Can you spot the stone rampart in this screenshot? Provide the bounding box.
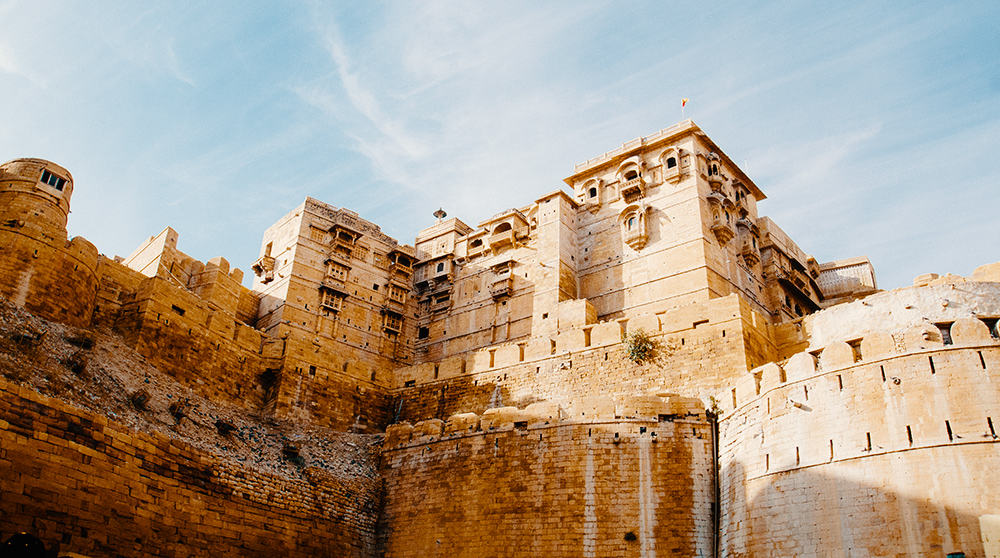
[0,378,381,557]
[379,394,715,557]
[0,226,99,327]
[717,316,1000,556]
[391,294,773,423]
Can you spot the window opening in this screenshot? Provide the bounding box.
[935,322,954,345]
[40,169,66,191]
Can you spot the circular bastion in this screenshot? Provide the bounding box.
[0,158,98,326]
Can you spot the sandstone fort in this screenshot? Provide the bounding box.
[1,120,998,556]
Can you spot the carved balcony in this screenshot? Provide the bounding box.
[384,297,405,313]
[389,261,413,278]
[735,217,758,236]
[739,239,760,267]
[430,296,451,313]
[382,317,402,334]
[489,230,516,250]
[326,247,352,267]
[388,274,410,291]
[321,276,350,295]
[251,255,276,283]
[620,177,646,203]
[622,224,648,251]
[706,191,726,210]
[711,217,735,245]
[320,294,344,313]
[490,276,513,300]
[466,240,486,259]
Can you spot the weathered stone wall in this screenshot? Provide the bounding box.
[717,318,1000,556]
[378,395,715,557]
[114,276,267,410]
[0,226,99,327]
[392,294,773,424]
[270,333,394,431]
[0,378,381,557]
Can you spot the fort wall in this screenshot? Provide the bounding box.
[0,377,381,557]
[392,294,774,423]
[378,395,714,557]
[717,311,1000,556]
[114,274,268,409]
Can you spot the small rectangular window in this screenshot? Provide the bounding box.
[40,169,66,191]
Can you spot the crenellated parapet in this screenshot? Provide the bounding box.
[384,393,704,450]
[389,293,777,426]
[379,392,716,557]
[717,280,1000,556]
[394,293,773,388]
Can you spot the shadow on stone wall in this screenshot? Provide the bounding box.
[722,456,994,557]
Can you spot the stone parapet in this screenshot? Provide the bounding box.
[383,393,704,450]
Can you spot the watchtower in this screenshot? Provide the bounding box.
[0,158,98,326]
[0,158,75,240]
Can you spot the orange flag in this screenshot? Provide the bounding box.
[681,98,689,107]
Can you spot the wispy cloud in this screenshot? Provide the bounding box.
[165,39,195,87]
[319,23,428,159]
[0,1,995,289]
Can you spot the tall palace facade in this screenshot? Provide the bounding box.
[1,121,998,557]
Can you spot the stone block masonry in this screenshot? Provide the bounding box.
[378,395,715,557]
[718,312,1000,556]
[0,377,381,557]
[391,294,773,424]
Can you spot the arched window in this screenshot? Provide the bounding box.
[588,187,597,198]
[494,222,512,234]
[627,217,635,230]
[725,210,731,223]
[666,157,677,169]
[624,170,639,181]
[470,238,483,248]
[436,262,444,273]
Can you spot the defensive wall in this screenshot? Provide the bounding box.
[378,394,715,557]
[391,293,774,423]
[0,159,390,430]
[717,283,1000,557]
[0,376,381,557]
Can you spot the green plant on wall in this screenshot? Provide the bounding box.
[623,329,655,363]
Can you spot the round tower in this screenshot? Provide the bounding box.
[0,158,75,240]
[0,158,98,327]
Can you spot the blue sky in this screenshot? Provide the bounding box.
[1,1,997,289]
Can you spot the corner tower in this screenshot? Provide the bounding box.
[0,158,98,326]
[0,158,75,239]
